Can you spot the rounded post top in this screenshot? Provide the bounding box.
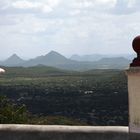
[130,35,140,67]
[132,36,140,55]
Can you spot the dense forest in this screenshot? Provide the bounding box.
[0,66,128,125]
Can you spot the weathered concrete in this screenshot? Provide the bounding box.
[127,67,140,134]
[0,125,128,140]
[130,132,140,140]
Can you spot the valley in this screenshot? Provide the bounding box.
[0,66,128,125]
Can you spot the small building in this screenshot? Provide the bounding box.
[0,68,5,74]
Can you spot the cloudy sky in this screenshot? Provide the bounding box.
[0,0,140,59]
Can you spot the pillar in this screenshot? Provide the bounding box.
[127,36,140,139]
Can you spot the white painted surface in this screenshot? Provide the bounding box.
[0,125,128,140]
[0,125,128,132]
[127,67,140,133]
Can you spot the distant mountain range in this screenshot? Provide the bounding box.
[70,54,135,62]
[0,51,132,71]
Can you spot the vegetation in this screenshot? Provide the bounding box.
[30,115,87,125]
[0,66,128,125]
[0,95,87,125]
[0,96,28,124]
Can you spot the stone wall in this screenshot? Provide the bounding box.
[0,125,129,140]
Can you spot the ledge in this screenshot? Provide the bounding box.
[0,125,129,140]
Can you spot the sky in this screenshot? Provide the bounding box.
[0,0,140,59]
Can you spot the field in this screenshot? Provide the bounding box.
[0,66,128,125]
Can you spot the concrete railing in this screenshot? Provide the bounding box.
[0,125,129,140]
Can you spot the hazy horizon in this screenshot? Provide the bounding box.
[0,51,136,60]
[0,50,136,61]
[0,0,139,59]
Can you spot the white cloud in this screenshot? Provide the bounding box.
[12,0,61,9]
[72,0,93,8]
[41,5,53,13]
[97,0,116,3]
[69,10,81,16]
[128,0,135,7]
[12,0,53,13]
[45,0,62,7]
[95,0,116,5]
[72,0,116,9]
[12,1,41,9]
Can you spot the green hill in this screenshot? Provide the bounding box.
[1,66,74,78]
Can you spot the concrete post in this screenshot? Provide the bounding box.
[127,36,140,139]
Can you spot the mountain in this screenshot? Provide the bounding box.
[1,54,25,66]
[70,54,107,61]
[94,57,131,69]
[0,51,131,71]
[97,57,129,63]
[70,54,135,62]
[23,51,76,67]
